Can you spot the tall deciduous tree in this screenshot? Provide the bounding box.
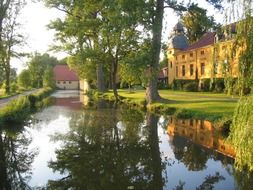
[46,0,107,93]
[144,0,222,104]
[228,0,253,172]
[27,53,59,88]
[182,3,218,44]
[46,0,142,101]
[18,69,31,89]
[0,0,25,94]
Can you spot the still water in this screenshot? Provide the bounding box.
[0,91,252,189]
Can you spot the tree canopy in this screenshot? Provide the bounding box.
[182,3,219,43]
[26,53,59,88]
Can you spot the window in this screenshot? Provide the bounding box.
[200,50,205,55]
[190,52,193,57]
[69,81,72,84]
[63,81,66,84]
[175,56,178,60]
[176,66,178,77]
[57,81,60,84]
[190,64,194,76]
[170,61,173,68]
[182,55,185,59]
[182,65,185,76]
[201,63,205,75]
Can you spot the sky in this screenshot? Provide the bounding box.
[11,0,224,74]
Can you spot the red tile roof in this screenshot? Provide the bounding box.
[53,65,79,81]
[183,32,216,51]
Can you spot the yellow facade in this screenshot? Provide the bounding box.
[167,32,239,88]
[167,117,236,158]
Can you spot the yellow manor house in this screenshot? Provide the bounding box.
[167,22,239,90]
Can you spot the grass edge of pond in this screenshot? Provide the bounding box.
[87,89,234,132]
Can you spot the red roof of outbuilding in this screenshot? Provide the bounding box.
[53,65,79,81]
[183,32,216,51]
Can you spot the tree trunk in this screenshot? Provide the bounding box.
[0,132,11,190]
[96,62,106,92]
[146,112,163,190]
[146,0,164,104]
[5,63,10,94]
[111,58,119,101]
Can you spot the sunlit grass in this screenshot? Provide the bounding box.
[104,89,239,121]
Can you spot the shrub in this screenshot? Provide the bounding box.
[28,87,54,109]
[172,79,199,92]
[200,79,211,92]
[0,87,54,124]
[10,82,18,93]
[213,78,225,93]
[0,96,30,123]
[183,82,198,92]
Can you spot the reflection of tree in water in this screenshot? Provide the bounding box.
[196,172,225,190]
[232,169,253,190]
[172,136,208,171]
[0,126,37,189]
[47,108,165,190]
[173,172,225,190]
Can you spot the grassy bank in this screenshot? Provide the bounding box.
[0,87,54,124]
[96,89,238,122]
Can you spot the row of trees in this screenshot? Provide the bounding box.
[0,0,25,94]
[18,53,64,89]
[45,0,222,103]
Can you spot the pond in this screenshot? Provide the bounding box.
[0,90,252,189]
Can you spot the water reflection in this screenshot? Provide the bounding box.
[0,126,37,189]
[167,117,235,158]
[46,107,166,189]
[2,91,253,189]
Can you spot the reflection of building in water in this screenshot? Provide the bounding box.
[79,93,90,106]
[55,97,83,110]
[167,117,235,158]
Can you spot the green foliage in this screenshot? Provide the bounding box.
[229,95,253,171]
[183,82,198,92]
[43,68,56,88]
[201,79,211,92]
[18,69,31,89]
[10,82,18,93]
[182,3,218,43]
[0,96,30,123]
[28,87,54,109]
[0,88,54,123]
[172,79,198,91]
[27,53,59,88]
[212,78,225,93]
[229,1,253,96]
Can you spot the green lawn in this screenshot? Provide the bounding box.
[103,89,239,121]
